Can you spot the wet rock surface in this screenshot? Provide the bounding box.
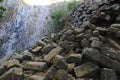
[0,0,120,80]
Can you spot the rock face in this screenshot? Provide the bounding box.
[0,0,120,80]
[0,0,50,57]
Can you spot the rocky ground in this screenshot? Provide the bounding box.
[0,0,120,80]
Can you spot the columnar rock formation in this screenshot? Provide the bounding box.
[0,0,120,80]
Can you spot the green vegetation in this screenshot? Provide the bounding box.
[50,0,79,32]
[0,0,7,17]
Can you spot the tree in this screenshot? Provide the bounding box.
[0,0,6,17]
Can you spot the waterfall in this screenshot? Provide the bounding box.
[0,0,50,56]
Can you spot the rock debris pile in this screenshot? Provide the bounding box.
[70,0,120,27]
[0,0,120,80]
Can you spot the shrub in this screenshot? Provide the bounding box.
[50,0,79,32]
[0,0,7,17]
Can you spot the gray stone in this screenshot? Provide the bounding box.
[75,33,84,41]
[0,66,6,76]
[83,33,93,39]
[31,46,42,54]
[108,39,120,50]
[74,62,99,78]
[67,63,75,72]
[102,48,120,62]
[0,67,23,80]
[58,40,70,51]
[73,28,85,34]
[28,75,45,80]
[101,68,117,80]
[91,40,103,49]
[11,54,23,62]
[111,24,120,29]
[43,46,63,62]
[96,27,107,33]
[83,48,120,72]
[98,35,106,42]
[67,34,75,42]
[89,37,100,41]
[52,55,67,70]
[45,66,57,80]
[81,38,90,48]
[55,70,68,80]
[67,74,76,80]
[6,59,20,69]
[116,16,120,23]
[37,40,46,47]
[115,31,120,38]
[108,27,119,33]
[21,50,34,60]
[93,30,99,36]
[66,54,82,64]
[65,29,73,36]
[41,44,56,54]
[84,21,95,30]
[51,33,59,42]
[111,4,120,11]
[22,61,47,71]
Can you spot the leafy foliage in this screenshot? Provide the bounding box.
[50,0,79,32]
[0,0,6,17]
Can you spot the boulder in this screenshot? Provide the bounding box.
[81,38,90,48]
[108,39,120,50]
[41,44,56,54]
[30,46,42,55]
[66,54,82,64]
[74,62,99,78]
[45,66,57,80]
[108,27,119,33]
[0,67,23,80]
[73,27,85,34]
[37,40,46,47]
[21,50,34,60]
[115,31,120,38]
[67,63,75,73]
[55,70,68,80]
[75,33,84,41]
[101,48,120,62]
[52,55,67,70]
[92,30,99,37]
[28,75,45,80]
[101,68,117,80]
[91,40,103,49]
[43,46,63,62]
[116,16,120,23]
[111,24,120,29]
[83,48,120,72]
[6,59,20,69]
[0,65,6,76]
[22,61,47,71]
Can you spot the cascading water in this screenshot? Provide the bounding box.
[0,0,50,57]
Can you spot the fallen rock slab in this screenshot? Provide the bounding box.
[45,66,57,80]
[22,61,47,71]
[52,55,67,70]
[66,54,82,64]
[6,59,20,69]
[74,62,99,78]
[0,67,23,80]
[43,46,63,62]
[55,70,68,80]
[101,68,117,80]
[83,48,120,72]
[28,75,45,80]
